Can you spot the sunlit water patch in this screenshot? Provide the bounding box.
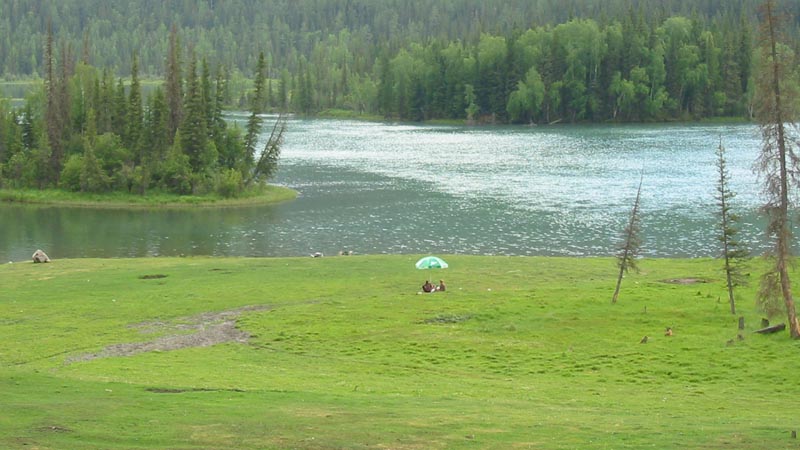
[0,118,785,260]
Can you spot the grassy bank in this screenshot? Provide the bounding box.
[2,255,799,449]
[0,184,297,209]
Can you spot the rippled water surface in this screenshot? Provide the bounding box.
[0,119,774,261]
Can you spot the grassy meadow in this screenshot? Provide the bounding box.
[2,255,800,449]
[0,185,297,209]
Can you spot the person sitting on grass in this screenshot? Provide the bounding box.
[422,280,435,293]
[437,280,446,292]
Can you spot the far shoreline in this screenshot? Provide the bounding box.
[0,185,298,209]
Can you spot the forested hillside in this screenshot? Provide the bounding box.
[1,0,799,122]
[4,0,793,76]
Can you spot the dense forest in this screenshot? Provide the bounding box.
[2,0,798,78]
[0,22,283,196]
[2,0,799,123]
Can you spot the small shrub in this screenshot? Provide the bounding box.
[216,168,243,198]
[59,154,83,192]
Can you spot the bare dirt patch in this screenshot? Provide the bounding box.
[138,274,168,279]
[145,387,245,394]
[66,304,274,364]
[37,425,71,433]
[420,313,473,324]
[660,278,708,285]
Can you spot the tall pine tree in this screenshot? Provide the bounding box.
[127,54,143,161]
[180,52,209,175]
[165,24,183,144]
[244,52,267,173]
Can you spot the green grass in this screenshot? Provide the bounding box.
[0,185,297,208]
[2,255,799,449]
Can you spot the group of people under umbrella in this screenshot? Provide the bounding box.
[416,256,447,293]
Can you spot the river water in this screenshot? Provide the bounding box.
[0,118,776,261]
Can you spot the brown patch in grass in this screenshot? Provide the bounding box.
[420,314,473,324]
[660,278,708,285]
[37,425,71,433]
[138,274,168,279]
[66,304,274,363]
[146,387,245,394]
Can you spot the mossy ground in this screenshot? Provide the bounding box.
[2,255,799,449]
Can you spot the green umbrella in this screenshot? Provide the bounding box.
[415,256,449,270]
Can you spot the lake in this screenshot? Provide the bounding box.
[0,118,776,262]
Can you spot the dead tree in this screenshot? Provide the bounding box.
[612,173,644,304]
[753,0,800,338]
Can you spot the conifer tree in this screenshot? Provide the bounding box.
[377,52,394,117]
[278,69,289,109]
[211,66,228,157]
[200,57,213,136]
[267,79,274,108]
[612,173,644,304]
[753,0,800,337]
[251,114,286,184]
[127,54,143,160]
[244,52,267,168]
[20,103,37,151]
[97,68,114,134]
[84,106,97,147]
[81,30,90,66]
[165,24,183,144]
[716,139,748,315]
[302,61,313,113]
[145,87,170,165]
[44,21,63,185]
[180,53,209,174]
[111,78,127,139]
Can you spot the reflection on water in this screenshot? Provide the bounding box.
[0,119,781,261]
[0,204,281,259]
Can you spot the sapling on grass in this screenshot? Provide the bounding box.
[715,139,748,315]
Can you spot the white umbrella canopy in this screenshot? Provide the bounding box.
[415,256,448,270]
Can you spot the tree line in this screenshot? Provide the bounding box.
[0,25,283,196]
[1,0,798,123]
[4,0,791,78]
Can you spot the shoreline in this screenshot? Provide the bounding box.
[0,185,298,209]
